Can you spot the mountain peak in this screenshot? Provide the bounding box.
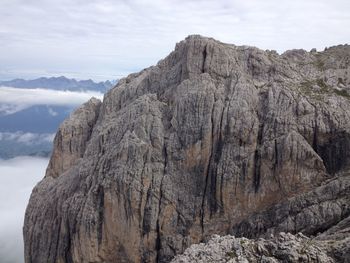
[24,36,350,263]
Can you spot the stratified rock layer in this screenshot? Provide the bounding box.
[24,36,350,263]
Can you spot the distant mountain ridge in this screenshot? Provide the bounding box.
[0,76,116,92]
[0,76,115,159]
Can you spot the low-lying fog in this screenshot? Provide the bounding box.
[0,156,48,263]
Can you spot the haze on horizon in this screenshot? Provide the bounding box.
[1,0,349,81]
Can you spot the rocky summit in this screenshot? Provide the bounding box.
[24,35,350,263]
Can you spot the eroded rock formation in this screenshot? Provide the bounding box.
[24,35,350,262]
[171,233,334,263]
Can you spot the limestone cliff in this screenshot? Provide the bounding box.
[24,35,350,262]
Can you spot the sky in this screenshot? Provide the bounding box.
[0,156,48,263]
[0,0,349,81]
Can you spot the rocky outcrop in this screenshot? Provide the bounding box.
[232,173,350,239]
[24,35,350,263]
[173,173,350,263]
[171,233,334,263]
[45,97,101,178]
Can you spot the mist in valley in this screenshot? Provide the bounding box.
[0,156,48,263]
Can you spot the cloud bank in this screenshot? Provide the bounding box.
[0,0,349,80]
[0,86,103,114]
[0,132,55,145]
[0,156,48,263]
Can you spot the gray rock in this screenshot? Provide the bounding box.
[171,233,334,263]
[45,97,102,178]
[232,173,350,238]
[24,35,350,263]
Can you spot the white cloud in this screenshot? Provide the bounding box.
[0,0,349,80]
[0,156,49,263]
[0,104,25,115]
[48,107,58,116]
[0,86,103,114]
[0,132,55,145]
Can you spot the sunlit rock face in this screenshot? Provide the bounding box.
[24,36,350,263]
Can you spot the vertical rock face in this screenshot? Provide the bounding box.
[45,97,102,178]
[24,36,350,263]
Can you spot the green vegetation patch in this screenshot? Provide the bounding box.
[334,89,350,98]
[226,250,237,259]
[299,78,349,100]
[313,54,326,71]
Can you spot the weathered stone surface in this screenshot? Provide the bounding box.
[24,35,350,263]
[171,233,334,263]
[232,173,350,238]
[45,97,102,178]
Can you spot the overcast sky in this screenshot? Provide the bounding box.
[1,0,349,81]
